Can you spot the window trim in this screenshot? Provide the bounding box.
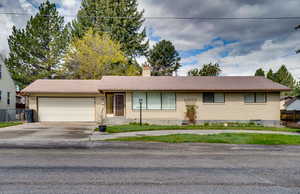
[244,92,267,104]
[203,92,225,104]
[132,92,177,110]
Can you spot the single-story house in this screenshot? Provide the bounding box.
[21,68,290,126]
[281,96,300,111]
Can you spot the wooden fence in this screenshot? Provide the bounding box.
[281,110,300,122]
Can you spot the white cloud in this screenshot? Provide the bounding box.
[180,32,300,79]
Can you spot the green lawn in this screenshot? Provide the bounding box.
[0,122,23,128]
[108,133,300,145]
[105,124,300,133]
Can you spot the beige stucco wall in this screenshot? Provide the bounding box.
[0,62,16,109]
[125,92,280,121]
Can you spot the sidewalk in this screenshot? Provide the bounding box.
[0,129,299,149]
[91,129,300,141]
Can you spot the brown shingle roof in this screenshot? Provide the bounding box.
[98,76,290,91]
[21,76,290,94]
[21,79,101,94]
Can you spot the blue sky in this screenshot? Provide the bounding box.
[1,0,300,78]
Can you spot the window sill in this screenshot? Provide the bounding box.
[244,103,267,105]
[132,109,176,112]
[203,103,225,105]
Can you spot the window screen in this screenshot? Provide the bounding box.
[244,93,266,103]
[162,93,176,110]
[215,93,225,103]
[256,93,266,103]
[244,93,255,103]
[203,93,225,103]
[203,93,214,103]
[147,92,161,109]
[133,92,147,109]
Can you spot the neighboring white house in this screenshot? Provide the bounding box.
[0,58,16,121]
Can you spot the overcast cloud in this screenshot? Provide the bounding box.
[1,0,300,78]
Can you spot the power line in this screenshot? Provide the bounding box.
[1,12,300,20]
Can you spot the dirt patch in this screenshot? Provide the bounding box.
[0,130,37,139]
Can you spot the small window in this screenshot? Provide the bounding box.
[244,93,266,103]
[203,92,225,103]
[256,93,266,103]
[7,92,10,105]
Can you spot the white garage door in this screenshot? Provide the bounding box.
[38,98,95,122]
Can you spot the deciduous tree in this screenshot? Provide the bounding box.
[63,29,138,79]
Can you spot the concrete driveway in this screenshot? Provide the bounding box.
[0,122,97,141]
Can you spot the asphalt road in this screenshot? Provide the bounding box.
[0,142,300,194]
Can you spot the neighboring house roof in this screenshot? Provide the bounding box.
[21,76,290,94]
[98,76,290,91]
[21,79,100,94]
[284,96,300,107]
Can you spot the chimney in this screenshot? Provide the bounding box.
[142,64,151,77]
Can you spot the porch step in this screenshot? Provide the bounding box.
[103,117,130,125]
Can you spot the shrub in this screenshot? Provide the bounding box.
[186,105,197,125]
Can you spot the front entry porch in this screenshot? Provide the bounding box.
[106,93,125,117]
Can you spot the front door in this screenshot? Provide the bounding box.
[115,94,125,116]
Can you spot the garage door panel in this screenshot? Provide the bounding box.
[38,98,95,122]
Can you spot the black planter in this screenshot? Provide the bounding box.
[99,125,107,132]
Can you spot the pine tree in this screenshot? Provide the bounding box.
[254,68,265,76]
[5,1,69,88]
[266,69,275,81]
[148,40,181,76]
[71,0,148,59]
[188,63,221,76]
[273,65,296,89]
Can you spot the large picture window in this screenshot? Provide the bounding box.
[244,93,266,103]
[132,92,176,110]
[203,92,225,103]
